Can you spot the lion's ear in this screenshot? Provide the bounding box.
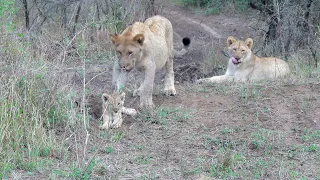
[133,34,144,45]
[102,93,111,103]
[110,34,119,44]
[245,38,253,49]
[227,36,236,47]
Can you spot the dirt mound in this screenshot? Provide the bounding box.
[174,62,203,83]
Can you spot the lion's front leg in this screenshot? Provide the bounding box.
[100,110,111,130]
[197,75,235,84]
[139,63,156,109]
[121,107,138,116]
[111,112,123,128]
[164,57,176,96]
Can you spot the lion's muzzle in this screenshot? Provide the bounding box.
[119,62,134,72]
[231,57,241,64]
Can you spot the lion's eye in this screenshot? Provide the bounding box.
[233,48,236,51]
[241,50,245,53]
[117,51,122,55]
[128,51,133,55]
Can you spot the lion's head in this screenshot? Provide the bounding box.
[110,32,145,72]
[227,36,253,65]
[101,92,125,114]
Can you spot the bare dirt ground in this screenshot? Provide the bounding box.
[16,1,319,180]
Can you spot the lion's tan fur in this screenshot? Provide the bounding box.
[100,92,137,130]
[111,15,189,108]
[197,36,290,83]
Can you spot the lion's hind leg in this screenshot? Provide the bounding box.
[164,56,176,96]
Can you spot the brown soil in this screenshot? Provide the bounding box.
[83,82,319,179]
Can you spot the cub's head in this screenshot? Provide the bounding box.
[227,36,253,65]
[102,92,125,114]
[110,31,145,72]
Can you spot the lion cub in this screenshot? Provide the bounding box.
[100,92,137,130]
[197,36,290,83]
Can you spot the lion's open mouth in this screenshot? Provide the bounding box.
[231,57,241,64]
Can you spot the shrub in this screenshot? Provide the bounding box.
[175,0,249,14]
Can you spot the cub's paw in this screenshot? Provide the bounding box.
[111,118,124,129]
[99,125,110,130]
[128,108,138,116]
[112,122,122,129]
[122,107,138,116]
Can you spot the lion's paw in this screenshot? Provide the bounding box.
[128,108,138,116]
[196,78,207,84]
[139,100,155,110]
[112,122,121,129]
[164,88,176,96]
[111,118,123,129]
[99,125,110,130]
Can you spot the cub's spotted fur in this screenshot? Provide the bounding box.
[100,92,137,130]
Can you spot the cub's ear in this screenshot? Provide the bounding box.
[227,36,237,47]
[133,34,144,45]
[245,38,253,49]
[102,93,111,103]
[120,92,126,101]
[110,34,119,44]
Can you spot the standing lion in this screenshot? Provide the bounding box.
[111,15,190,108]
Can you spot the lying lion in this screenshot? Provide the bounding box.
[197,36,290,83]
[111,15,190,108]
[100,92,137,130]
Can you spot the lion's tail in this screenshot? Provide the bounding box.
[174,37,191,58]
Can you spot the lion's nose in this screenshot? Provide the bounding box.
[235,57,240,61]
[119,63,125,68]
[120,63,133,71]
[124,66,132,71]
[119,62,132,71]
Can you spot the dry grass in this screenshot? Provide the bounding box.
[0,0,158,179]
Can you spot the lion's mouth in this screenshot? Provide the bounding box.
[121,66,133,72]
[231,57,241,64]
